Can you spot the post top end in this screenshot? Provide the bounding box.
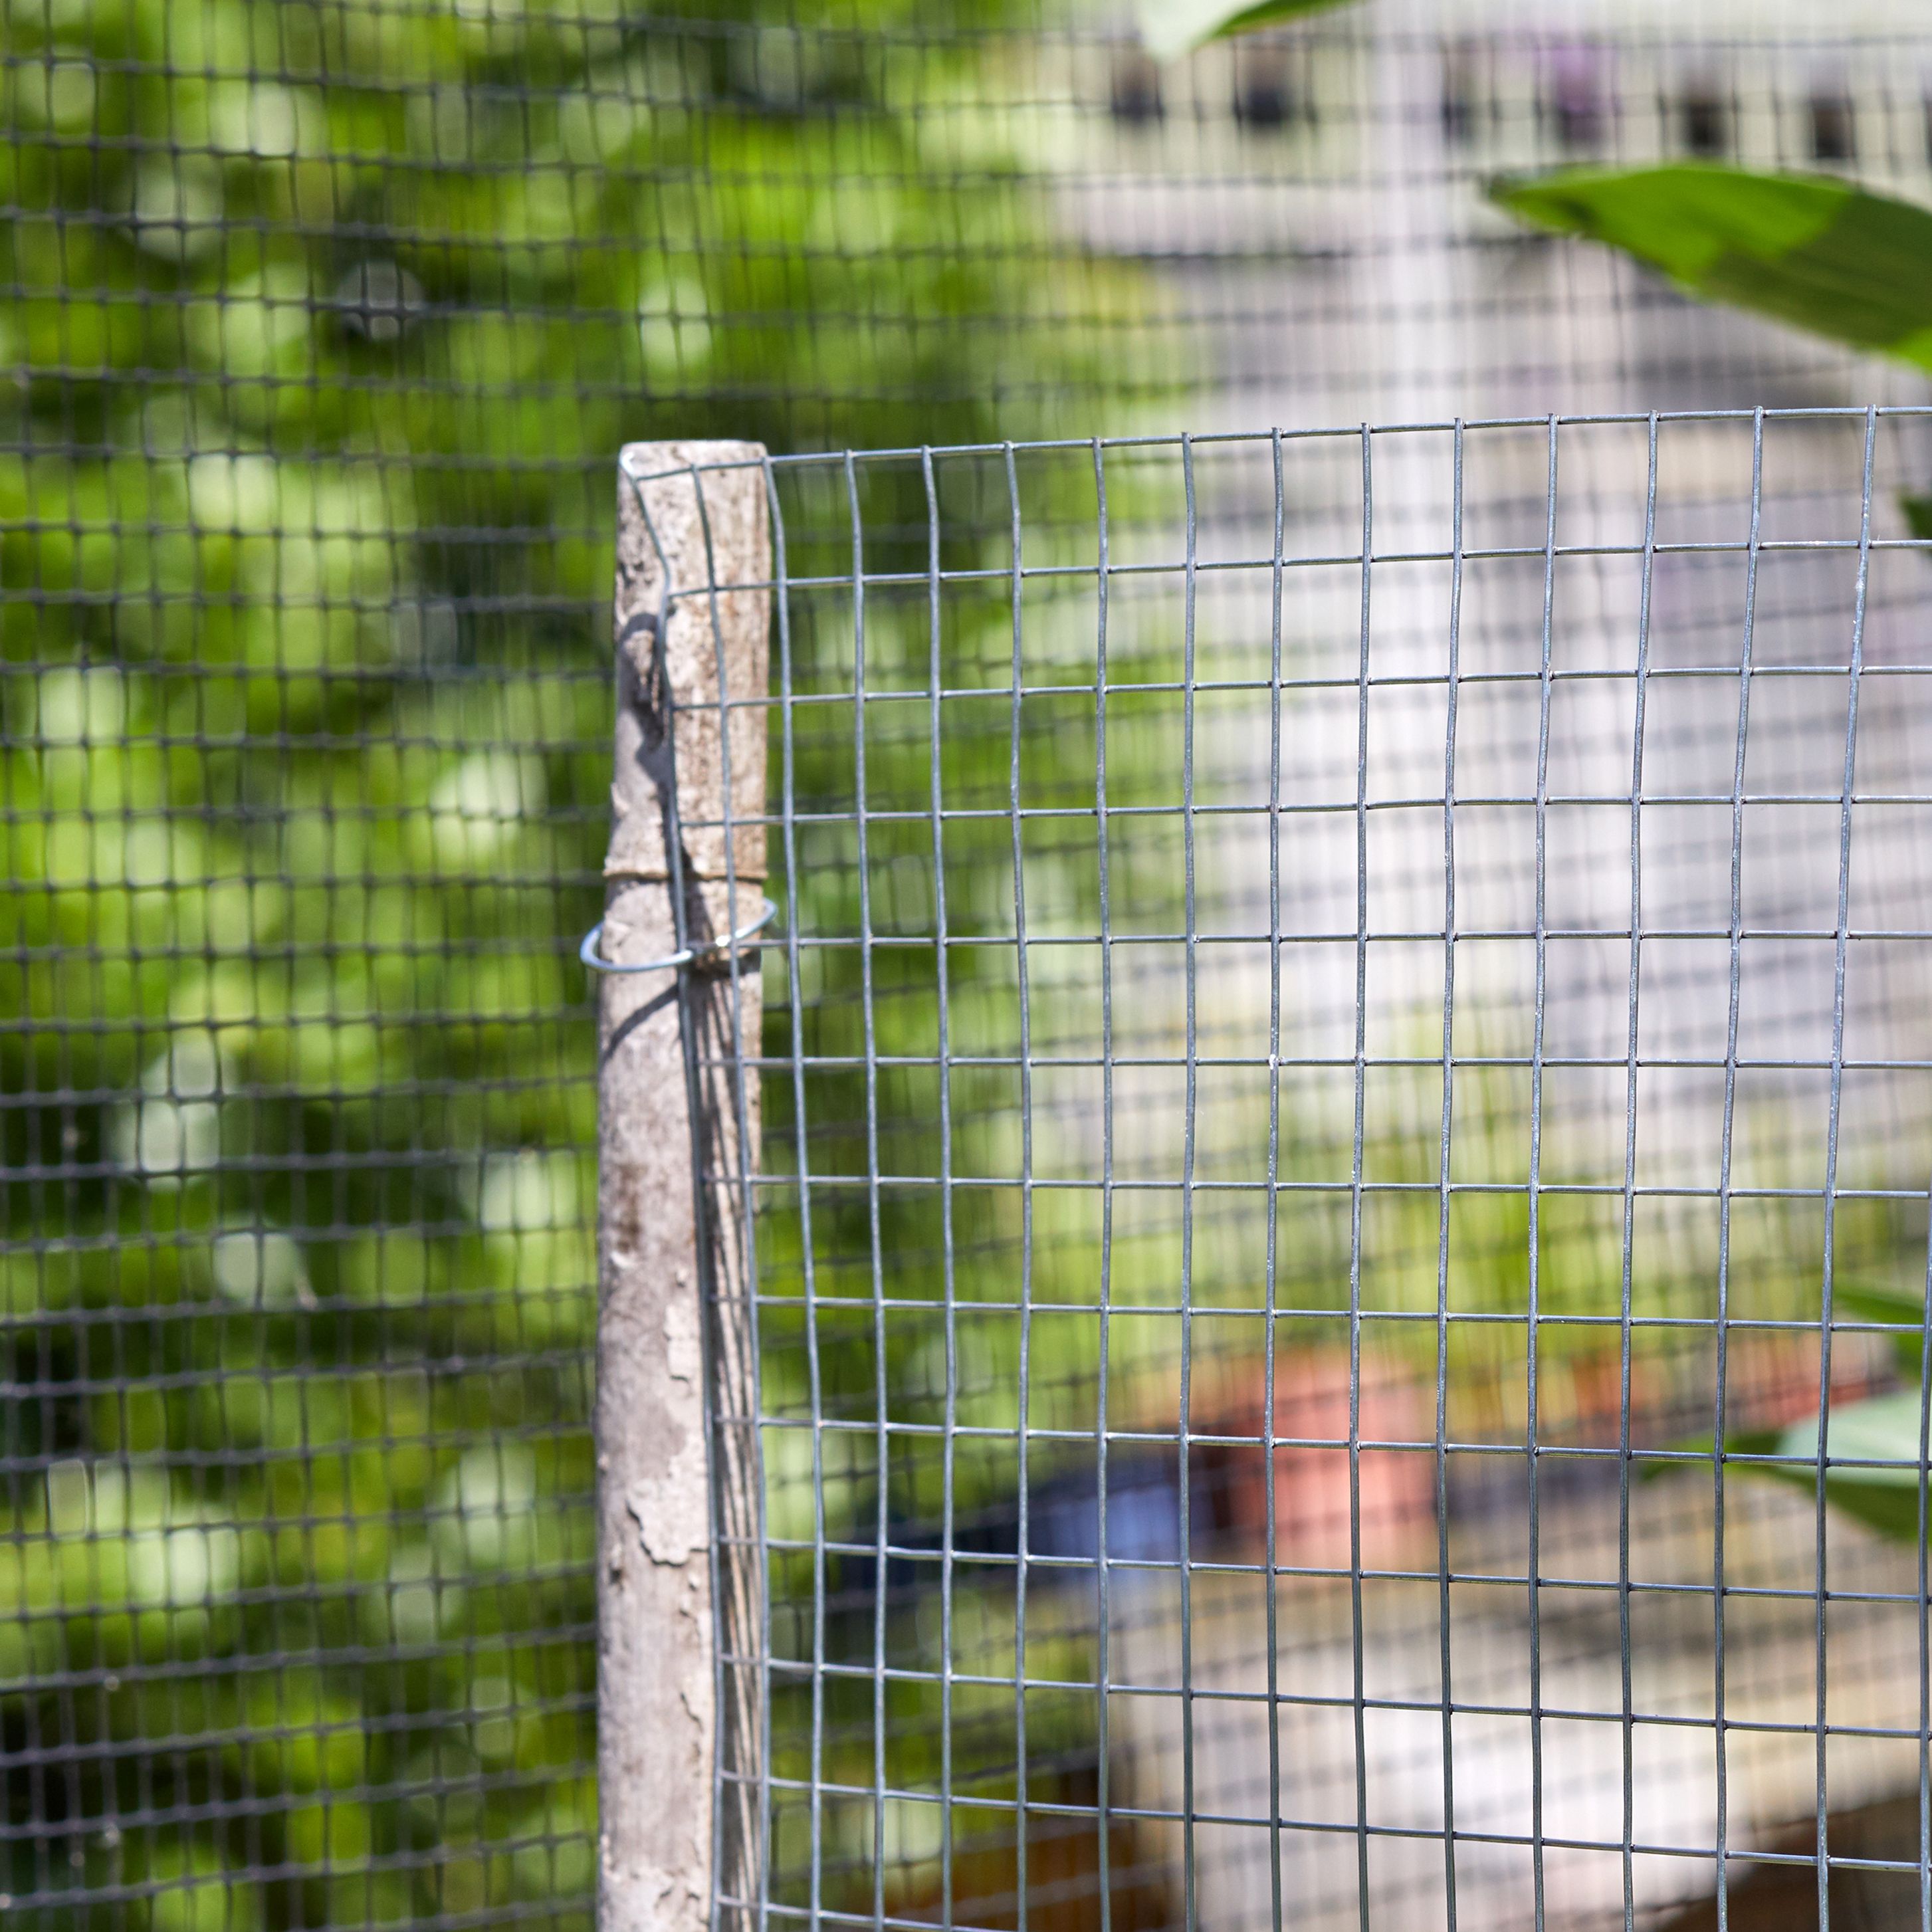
[618,440,768,486]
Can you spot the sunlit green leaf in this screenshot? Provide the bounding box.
[1491,164,1932,369]
[1138,0,1351,64]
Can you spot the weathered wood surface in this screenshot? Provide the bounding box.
[595,441,768,1932]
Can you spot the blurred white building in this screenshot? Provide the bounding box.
[996,9,1932,1931]
[1037,0,1932,426]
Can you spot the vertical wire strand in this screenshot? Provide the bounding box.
[1349,423,1374,1932]
[625,467,734,1932]
[1435,421,1465,1932]
[691,461,772,1932]
[764,455,827,1932]
[1092,437,1117,1932]
[1711,407,1767,1932]
[1006,442,1035,1932]
[1527,415,1560,1932]
[841,451,890,1932]
[1916,1166,1932,1932]
[1263,425,1287,1932]
[1615,417,1660,1932]
[1813,405,1879,1932]
[922,448,958,1932]
[1178,433,1200,1932]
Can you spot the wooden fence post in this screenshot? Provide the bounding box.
[594,441,769,1932]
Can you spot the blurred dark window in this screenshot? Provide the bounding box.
[1680,85,1729,156]
[1544,45,1604,153]
[1810,90,1856,163]
[1111,47,1164,126]
[1233,43,1298,132]
[1441,51,1475,148]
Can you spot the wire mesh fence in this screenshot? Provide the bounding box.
[9,1,1932,1931]
[732,410,1932,1932]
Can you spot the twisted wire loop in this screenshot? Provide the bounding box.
[580,897,779,975]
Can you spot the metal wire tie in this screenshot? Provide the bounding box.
[579,897,777,975]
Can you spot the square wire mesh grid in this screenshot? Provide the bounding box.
[715,407,1932,1932]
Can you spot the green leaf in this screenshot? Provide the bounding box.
[1648,1390,1932,1543]
[1138,0,1352,64]
[1776,1390,1932,1541]
[1836,1279,1931,1377]
[1636,1426,1782,1481]
[1490,165,1932,370]
[1902,493,1932,542]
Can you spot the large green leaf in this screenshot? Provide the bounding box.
[1776,1391,1932,1541]
[1138,0,1350,63]
[1491,165,1932,370]
[1656,1391,1932,1542]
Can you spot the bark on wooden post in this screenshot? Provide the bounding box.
[595,441,768,1932]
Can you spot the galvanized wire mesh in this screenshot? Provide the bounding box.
[739,409,1932,1932]
[10,1,1932,1930]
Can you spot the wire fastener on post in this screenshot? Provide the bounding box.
[579,897,777,975]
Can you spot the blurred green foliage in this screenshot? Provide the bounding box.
[0,0,1145,1925]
